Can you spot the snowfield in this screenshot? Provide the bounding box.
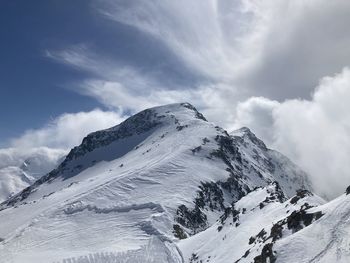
[0,103,347,263]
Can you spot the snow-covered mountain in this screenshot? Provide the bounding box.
[0,148,66,202]
[0,103,345,263]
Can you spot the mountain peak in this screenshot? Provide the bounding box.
[232,126,267,150]
[1,103,210,206]
[67,102,207,161]
[235,126,252,134]
[0,103,316,263]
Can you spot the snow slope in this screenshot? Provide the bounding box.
[275,191,350,263]
[179,183,326,263]
[0,103,315,263]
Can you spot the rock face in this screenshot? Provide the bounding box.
[0,103,338,263]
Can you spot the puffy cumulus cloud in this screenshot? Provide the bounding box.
[0,147,68,201]
[0,147,66,170]
[10,109,124,149]
[233,68,350,199]
[239,0,350,99]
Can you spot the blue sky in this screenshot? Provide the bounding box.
[0,1,100,140]
[2,0,350,197]
[0,0,204,143]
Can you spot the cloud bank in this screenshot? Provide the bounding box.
[10,109,124,149]
[233,68,350,199]
[0,109,124,189]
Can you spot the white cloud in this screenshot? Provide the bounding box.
[0,147,66,170]
[47,0,350,116]
[96,0,247,82]
[0,147,68,201]
[232,97,279,145]
[233,68,350,199]
[240,0,350,99]
[43,0,350,199]
[10,109,124,149]
[94,0,350,100]
[46,45,242,127]
[0,109,124,197]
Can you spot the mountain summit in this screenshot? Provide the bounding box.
[0,103,341,263]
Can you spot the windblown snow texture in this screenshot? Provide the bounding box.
[0,103,343,263]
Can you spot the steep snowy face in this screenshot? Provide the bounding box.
[0,103,311,263]
[231,127,311,197]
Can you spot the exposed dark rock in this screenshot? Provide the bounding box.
[195,182,225,211]
[202,137,210,145]
[234,249,250,263]
[286,209,324,232]
[258,182,286,210]
[173,224,187,239]
[254,243,276,263]
[249,236,256,245]
[176,124,189,131]
[181,103,207,122]
[290,189,313,204]
[219,176,246,201]
[212,135,242,168]
[175,204,207,234]
[346,186,350,195]
[270,222,283,242]
[191,146,202,154]
[220,205,240,224]
[189,253,200,263]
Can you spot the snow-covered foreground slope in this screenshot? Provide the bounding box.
[179,183,326,263]
[275,190,350,263]
[0,148,66,202]
[0,103,320,263]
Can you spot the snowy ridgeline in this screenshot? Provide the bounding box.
[0,103,346,263]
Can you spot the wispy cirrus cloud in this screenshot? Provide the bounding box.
[42,0,350,199]
[94,0,350,99]
[47,0,350,113]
